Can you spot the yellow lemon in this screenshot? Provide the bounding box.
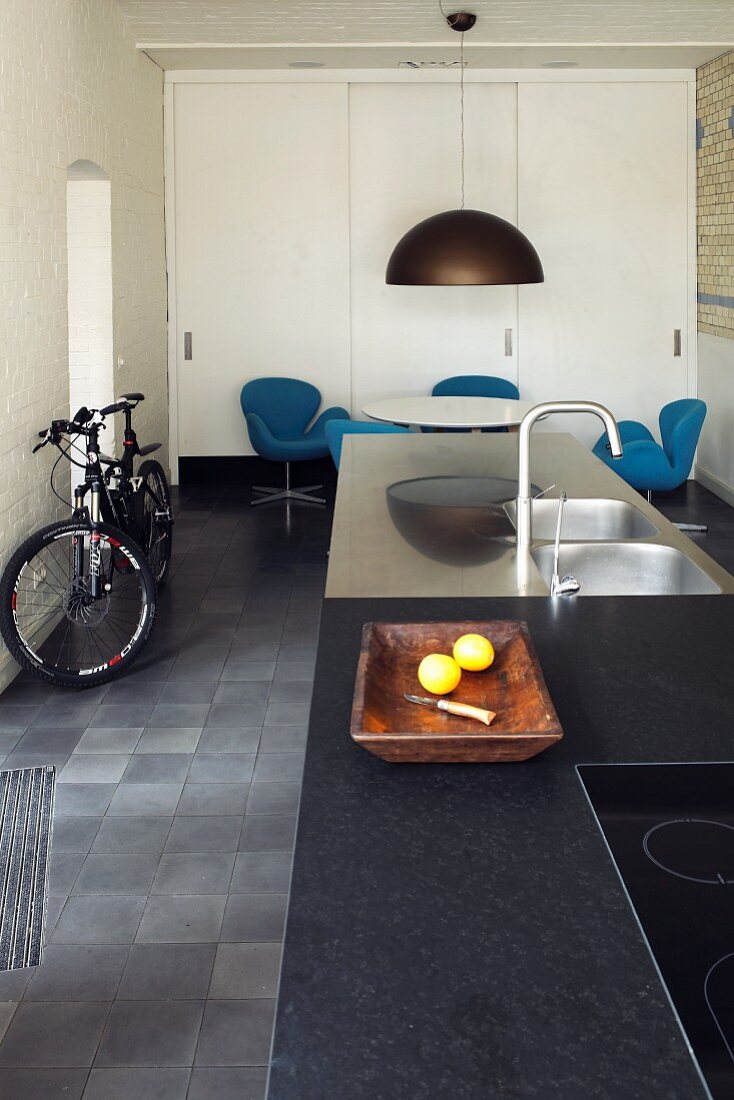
[452,634,495,672]
[417,653,462,696]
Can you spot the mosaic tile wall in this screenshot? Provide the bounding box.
[697,50,734,338]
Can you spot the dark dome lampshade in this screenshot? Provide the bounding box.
[386,208,544,286]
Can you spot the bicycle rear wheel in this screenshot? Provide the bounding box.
[0,521,157,689]
[137,460,173,587]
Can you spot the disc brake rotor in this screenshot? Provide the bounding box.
[62,580,110,626]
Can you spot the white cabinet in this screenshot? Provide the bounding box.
[517,82,691,445]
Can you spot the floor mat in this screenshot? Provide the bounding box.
[0,766,55,971]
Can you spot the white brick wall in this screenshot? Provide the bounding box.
[0,0,168,685]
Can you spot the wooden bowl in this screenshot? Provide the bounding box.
[350,621,562,763]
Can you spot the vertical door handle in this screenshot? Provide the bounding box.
[673,329,681,357]
[504,328,513,357]
[184,332,192,360]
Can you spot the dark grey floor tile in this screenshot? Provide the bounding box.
[217,661,275,683]
[210,942,281,999]
[2,750,71,772]
[273,661,314,683]
[59,755,130,785]
[146,703,211,728]
[188,754,255,784]
[220,894,287,942]
[212,683,270,707]
[0,1001,109,1067]
[0,704,42,730]
[263,699,310,726]
[168,649,228,682]
[15,727,84,756]
[121,753,192,784]
[0,963,33,999]
[252,752,304,782]
[0,729,23,757]
[82,1067,190,1100]
[267,680,311,704]
[117,943,216,999]
[159,681,218,704]
[73,853,159,895]
[0,682,53,706]
[258,724,308,753]
[187,1066,268,1100]
[206,702,267,728]
[195,727,261,753]
[176,783,249,817]
[152,852,235,894]
[106,783,183,817]
[52,815,102,854]
[91,816,173,854]
[240,813,295,857]
[48,851,85,895]
[220,653,277,681]
[29,703,96,728]
[51,895,146,944]
[194,1000,275,1067]
[73,727,143,754]
[55,783,116,817]
[88,705,153,729]
[101,681,164,705]
[134,727,202,754]
[246,782,300,816]
[136,895,226,943]
[164,816,242,853]
[0,1068,88,1099]
[95,1000,204,1068]
[230,851,292,894]
[47,683,110,704]
[25,945,128,1001]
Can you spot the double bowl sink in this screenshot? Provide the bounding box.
[504,498,723,596]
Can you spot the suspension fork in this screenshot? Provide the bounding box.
[88,481,103,599]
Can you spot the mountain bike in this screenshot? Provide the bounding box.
[0,394,172,688]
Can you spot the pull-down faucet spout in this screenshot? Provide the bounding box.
[515,401,623,549]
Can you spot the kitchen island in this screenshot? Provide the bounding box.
[267,434,734,1099]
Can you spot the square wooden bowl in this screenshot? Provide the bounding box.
[350,621,563,763]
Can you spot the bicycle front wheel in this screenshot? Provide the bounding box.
[0,521,157,689]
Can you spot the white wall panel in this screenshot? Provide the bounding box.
[173,83,351,456]
[517,82,690,445]
[348,83,519,414]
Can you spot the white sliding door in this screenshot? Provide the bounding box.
[349,83,519,413]
[517,82,690,445]
[172,83,350,457]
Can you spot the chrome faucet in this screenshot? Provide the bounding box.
[550,492,580,596]
[516,401,623,548]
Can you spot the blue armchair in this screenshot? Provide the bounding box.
[592,398,707,530]
[427,374,521,433]
[241,377,350,505]
[324,420,410,470]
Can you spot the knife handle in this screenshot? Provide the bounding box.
[438,700,496,726]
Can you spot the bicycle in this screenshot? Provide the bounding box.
[0,393,172,688]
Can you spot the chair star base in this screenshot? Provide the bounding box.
[251,483,325,506]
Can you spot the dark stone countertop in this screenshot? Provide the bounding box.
[267,596,734,1100]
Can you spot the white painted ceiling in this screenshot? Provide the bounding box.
[120,0,734,69]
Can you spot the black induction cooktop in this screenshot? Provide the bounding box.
[578,763,734,1100]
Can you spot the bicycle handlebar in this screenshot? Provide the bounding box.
[33,393,146,455]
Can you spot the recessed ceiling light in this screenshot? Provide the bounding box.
[542,60,579,68]
[289,60,324,68]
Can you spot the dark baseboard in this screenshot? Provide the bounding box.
[178,455,337,489]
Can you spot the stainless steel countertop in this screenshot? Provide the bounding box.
[325,432,734,598]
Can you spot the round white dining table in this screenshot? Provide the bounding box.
[362,395,536,432]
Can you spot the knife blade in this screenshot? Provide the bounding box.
[404,693,495,727]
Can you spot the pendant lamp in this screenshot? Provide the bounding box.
[386,11,544,287]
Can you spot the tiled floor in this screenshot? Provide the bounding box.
[0,474,730,1100]
[0,479,333,1100]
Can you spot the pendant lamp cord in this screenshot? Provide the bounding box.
[460,29,465,210]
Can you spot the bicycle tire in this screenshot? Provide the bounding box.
[136,460,173,587]
[0,520,157,689]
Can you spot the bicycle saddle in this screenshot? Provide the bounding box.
[120,392,145,406]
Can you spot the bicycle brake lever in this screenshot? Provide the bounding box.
[32,430,50,454]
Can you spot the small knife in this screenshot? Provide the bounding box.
[404,693,496,727]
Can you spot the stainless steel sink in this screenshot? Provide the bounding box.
[531,542,722,596]
[505,498,659,541]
